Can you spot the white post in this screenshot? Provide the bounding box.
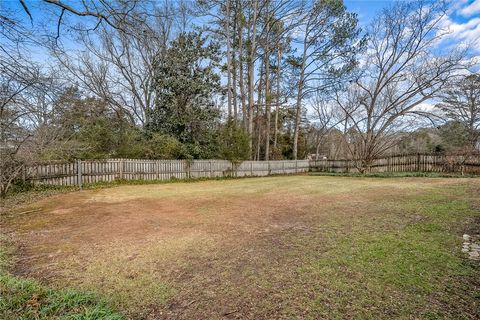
[119,159,124,180]
[77,159,82,190]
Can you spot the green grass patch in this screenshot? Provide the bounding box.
[298,185,479,318]
[0,240,123,320]
[0,275,123,320]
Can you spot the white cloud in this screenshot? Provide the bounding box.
[413,101,436,112]
[459,0,480,17]
[444,16,480,40]
[438,4,480,53]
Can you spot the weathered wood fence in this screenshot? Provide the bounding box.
[309,153,480,174]
[25,159,310,187]
[24,153,480,187]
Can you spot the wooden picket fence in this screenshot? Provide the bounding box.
[309,153,480,174]
[23,153,480,187]
[25,159,310,187]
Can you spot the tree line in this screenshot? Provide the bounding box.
[1,0,479,195]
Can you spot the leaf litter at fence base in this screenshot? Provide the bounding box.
[2,176,480,319]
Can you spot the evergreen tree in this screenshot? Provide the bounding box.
[149,32,222,152]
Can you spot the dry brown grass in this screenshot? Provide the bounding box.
[2,176,479,319]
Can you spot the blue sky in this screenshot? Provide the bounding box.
[3,0,479,52]
[2,0,478,67]
[346,0,480,53]
[2,0,477,118]
[345,0,390,23]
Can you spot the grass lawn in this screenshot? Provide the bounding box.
[1,176,479,319]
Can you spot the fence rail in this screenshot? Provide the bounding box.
[25,159,310,187]
[309,153,480,174]
[24,153,480,187]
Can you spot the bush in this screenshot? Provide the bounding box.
[144,133,186,159]
[216,121,250,161]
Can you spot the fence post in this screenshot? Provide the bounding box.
[250,162,253,176]
[22,165,26,183]
[119,159,124,180]
[295,160,298,173]
[77,159,82,190]
[209,160,213,177]
[416,153,421,172]
[267,161,270,175]
[282,161,285,174]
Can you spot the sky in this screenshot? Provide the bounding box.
[342,0,479,115]
[344,0,480,54]
[2,0,478,122]
[345,0,391,22]
[3,0,479,54]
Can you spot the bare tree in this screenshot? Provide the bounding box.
[13,0,155,38]
[290,0,362,159]
[247,0,259,156]
[437,73,480,151]
[52,3,180,126]
[0,50,64,196]
[258,0,300,160]
[335,1,468,172]
[310,94,339,159]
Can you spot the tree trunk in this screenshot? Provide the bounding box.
[232,1,238,120]
[274,45,282,153]
[238,21,246,129]
[247,0,258,159]
[225,0,232,119]
[264,7,271,161]
[232,46,238,120]
[293,42,307,160]
[255,60,264,161]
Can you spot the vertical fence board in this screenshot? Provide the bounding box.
[24,154,480,186]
